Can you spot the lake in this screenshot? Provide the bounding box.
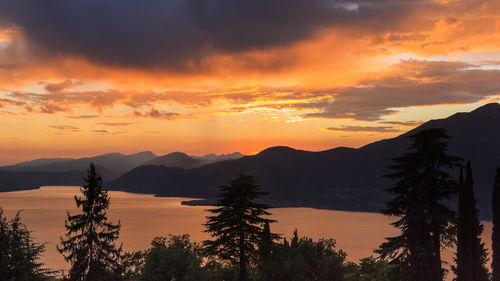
[0,186,493,278]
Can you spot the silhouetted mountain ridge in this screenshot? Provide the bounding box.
[0,151,157,180]
[108,103,500,218]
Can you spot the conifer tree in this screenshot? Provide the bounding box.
[0,207,8,279]
[376,128,461,281]
[0,208,50,281]
[58,163,122,281]
[492,168,500,281]
[257,221,280,280]
[204,174,276,281]
[455,161,489,281]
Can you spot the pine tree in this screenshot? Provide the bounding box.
[376,128,461,281]
[58,163,122,281]
[0,208,50,281]
[204,174,276,281]
[455,161,489,281]
[492,168,500,281]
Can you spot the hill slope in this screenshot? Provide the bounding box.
[109,103,500,218]
[0,151,157,180]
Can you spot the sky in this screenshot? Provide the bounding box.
[1,0,500,165]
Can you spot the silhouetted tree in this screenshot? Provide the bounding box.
[279,229,348,281]
[377,128,461,281]
[204,174,276,281]
[140,235,208,281]
[0,208,50,281]
[493,168,500,281]
[58,163,122,281]
[455,161,489,281]
[344,257,399,281]
[257,221,280,280]
[0,208,8,279]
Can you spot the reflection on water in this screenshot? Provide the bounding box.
[0,186,493,279]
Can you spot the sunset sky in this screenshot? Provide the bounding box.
[1,0,500,164]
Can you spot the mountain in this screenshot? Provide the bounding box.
[108,103,500,218]
[6,158,74,167]
[141,151,244,169]
[0,170,83,192]
[141,152,213,169]
[0,151,157,180]
[192,152,244,161]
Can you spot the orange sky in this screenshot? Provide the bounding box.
[1,0,500,164]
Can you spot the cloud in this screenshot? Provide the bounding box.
[90,129,125,135]
[49,125,80,132]
[302,60,500,120]
[40,101,70,114]
[0,0,438,70]
[97,122,133,127]
[3,59,500,121]
[132,108,181,120]
[325,125,401,133]
[67,115,99,119]
[380,120,422,126]
[10,90,126,113]
[0,97,24,107]
[44,80,82,93]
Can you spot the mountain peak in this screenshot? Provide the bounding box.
[470,102,500,115]
[128,151,156,158]
[257,146,297,156]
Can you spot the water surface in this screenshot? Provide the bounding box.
[0,186,492,279]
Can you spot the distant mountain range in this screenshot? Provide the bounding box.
[0,151,243,190]
[2,103,500,218]
[142,152,244,169]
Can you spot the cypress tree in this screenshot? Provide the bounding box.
[493,168,500,281]
[204,174,276,281]
[455,161,489,281]
[376,128,461,281]
[257,221,280,280]
[58,163,122,281]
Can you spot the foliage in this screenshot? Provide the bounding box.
[138,235,208,281]
[493,168,500,281]
[252,229,348,281]
[203,174,276,281]
[58,163,122,281]
[0,207,51,281]
[376,128,462,281]
[454,161,489,281]
[344,257,400,281]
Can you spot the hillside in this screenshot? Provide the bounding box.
[109,103,500,218]
[0,151,157,180]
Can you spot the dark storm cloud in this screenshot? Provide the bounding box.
[0,0,419,69]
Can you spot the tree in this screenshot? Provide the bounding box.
[204,174,276,281]
[278,230,348,281]
[0,208,50,281]
[0,208,9,279]
[493,168,500,281]
[376,128,461,281]
[257,221,280,280]
[140,235,208,281]
[58,163,122,281]
[455,161,489,281]
[344,257,399,281]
